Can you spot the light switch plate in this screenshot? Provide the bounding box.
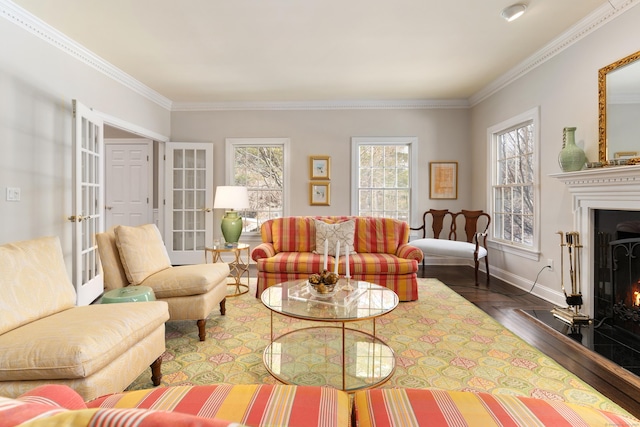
[6,187,21,201]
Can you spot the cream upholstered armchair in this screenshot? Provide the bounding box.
[96,224,229,341]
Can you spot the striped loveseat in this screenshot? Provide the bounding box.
[250,216,423,301]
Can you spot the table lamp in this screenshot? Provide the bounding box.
[213,186,250,246]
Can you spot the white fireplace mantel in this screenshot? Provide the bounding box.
[551,165,640,317]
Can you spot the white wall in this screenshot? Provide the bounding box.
[470,5,640,305]
[0,18,169,267]
[170,107,472,223]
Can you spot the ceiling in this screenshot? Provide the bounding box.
[9,0,619,105]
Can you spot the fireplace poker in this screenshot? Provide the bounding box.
[566,232,575,294]
[557,231,567,298]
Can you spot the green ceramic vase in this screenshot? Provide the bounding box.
[558,127,586,172]
[221,210,243,244]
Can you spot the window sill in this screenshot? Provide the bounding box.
[487,240,540,261]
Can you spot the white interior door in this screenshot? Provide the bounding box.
[71,100,104,306]
[105,139,152,228]
[164,142,214,264]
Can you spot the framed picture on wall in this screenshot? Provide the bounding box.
[309,155,331,180]
[309,182,330,205]
[429,161,458,199]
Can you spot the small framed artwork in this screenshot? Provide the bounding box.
[309,155,331,180]
[309,182,330,206]
[430,161,458,199]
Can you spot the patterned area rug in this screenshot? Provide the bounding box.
[128,278,628,416]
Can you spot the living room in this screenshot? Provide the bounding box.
[2,0,640,425]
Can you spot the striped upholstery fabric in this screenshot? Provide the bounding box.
[87,384,350,427]
[0,385,240,427]
[353,388,639,427]
[252,216,422,301]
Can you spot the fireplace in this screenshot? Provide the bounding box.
[552,165,640,319]
[552,166,640,373]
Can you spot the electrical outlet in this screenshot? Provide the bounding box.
[6,187,20,202]
[546,259,553,271]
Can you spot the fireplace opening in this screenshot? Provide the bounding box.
[592,209,640,374]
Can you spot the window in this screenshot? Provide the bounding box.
[226,138,289,233]
[489,108,539,256]
[351,137,418,223]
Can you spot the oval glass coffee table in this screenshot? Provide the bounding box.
[261,279,398,391]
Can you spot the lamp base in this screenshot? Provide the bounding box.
[221,210,243,244]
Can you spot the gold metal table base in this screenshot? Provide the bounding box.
[205,243,250,297]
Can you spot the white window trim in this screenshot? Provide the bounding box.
[350,136,418,222]
[487,107,541,261]
[225,137,291,236]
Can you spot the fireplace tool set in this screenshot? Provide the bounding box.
[552,231,591,325]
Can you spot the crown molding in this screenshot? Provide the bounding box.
[2,0,638,112]
[171,99,470,112]
[469,0,640,106]
[0,0,173,110]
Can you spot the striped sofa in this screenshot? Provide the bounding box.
[250,216,423,301]
[3,384,637,426]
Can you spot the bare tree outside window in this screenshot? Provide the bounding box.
[353,139,415,223]
[228,140,286,232]
[493,122,534,246]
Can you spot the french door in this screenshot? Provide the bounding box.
[164,142,215,264]
[70,100,104,306]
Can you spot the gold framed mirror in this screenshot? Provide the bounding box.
[598,50,640,162]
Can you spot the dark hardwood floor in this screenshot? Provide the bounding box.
[422,265,640,418]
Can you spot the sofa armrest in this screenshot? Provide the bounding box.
[396,243,424,262]
[251,242,276,261]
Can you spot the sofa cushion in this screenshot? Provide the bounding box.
[16,408,243,427]
[412,237,488,259]
[18,384,88,410]
[0,395,68,427]
[314,219,355,256]
[0,302,169,381]
[115,224,172,285]
[88,384,350,427]
[271,217,316,253]
[257,252,327,274]
[353,388,639,427]
[348,253,418,275]
[141,263,229,298]
[353,217,409,254]
[96,228,130,290]
[0,236,76,335]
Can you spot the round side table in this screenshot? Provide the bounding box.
[102,286,156,304]
[204,243,250,297]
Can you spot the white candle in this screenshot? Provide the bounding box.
[334,241,340,275]
[323,239,328,271]
[345,243,350,278]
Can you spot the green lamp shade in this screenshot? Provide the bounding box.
[221,211,243,243]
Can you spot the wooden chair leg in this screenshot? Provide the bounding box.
[219,298,226,315]
[474,254,480,286]
[484,256,490,284]
[150,356,163,386]
[197,319,206,341]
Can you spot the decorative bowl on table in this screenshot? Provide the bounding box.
[307,270,339,298]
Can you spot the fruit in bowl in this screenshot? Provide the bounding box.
[308,270,339,295]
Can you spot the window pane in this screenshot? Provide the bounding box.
[356,141,413,222]
[230,142,285,232]
[492,119,535,247]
